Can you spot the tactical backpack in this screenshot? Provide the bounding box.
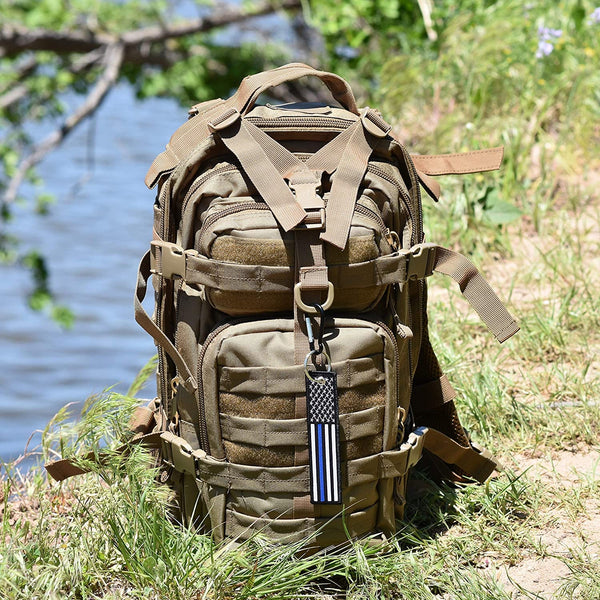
[47,64,518,547]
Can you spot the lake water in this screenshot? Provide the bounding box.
[0,86,187,464]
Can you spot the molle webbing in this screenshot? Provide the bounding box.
[148,241,519,344]
[159,430,427,493]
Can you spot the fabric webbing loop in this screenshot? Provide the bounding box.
[135,251,197,392]
[208,110,307,232]
[423,428,498,484]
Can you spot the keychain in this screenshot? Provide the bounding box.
[304,305,342,505]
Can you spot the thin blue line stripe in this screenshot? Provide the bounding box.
[317,423,325,502]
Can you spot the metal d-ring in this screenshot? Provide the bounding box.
[303,349,331,384]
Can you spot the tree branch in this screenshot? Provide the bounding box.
[3,44,124,204]
[0,0,302,60]
[0,49,105,112]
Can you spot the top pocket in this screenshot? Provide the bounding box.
[178,158,404,316]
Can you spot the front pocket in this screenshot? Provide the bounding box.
[196,317,412,541]
[186,183,396,315]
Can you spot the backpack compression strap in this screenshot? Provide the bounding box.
[45,402,163,482]
[411,146,504,201]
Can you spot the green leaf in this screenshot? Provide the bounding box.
[483,198,522,225]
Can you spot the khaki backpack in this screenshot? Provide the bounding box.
[47,64,518,548]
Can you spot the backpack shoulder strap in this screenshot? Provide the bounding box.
[411,305,499,484]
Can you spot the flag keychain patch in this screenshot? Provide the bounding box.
[304,308,342,505]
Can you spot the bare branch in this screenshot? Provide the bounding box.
[3,43,125,204]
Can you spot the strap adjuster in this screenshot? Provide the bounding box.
[406,243,437,280]
[294,207,325,230]
[406,426,428,469]
[150,241,186,279]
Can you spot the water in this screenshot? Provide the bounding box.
[0,86,187,464]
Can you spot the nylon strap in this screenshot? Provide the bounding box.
[150,242,518,343]
[45,432,162,482]
[432,246,519,343]
[412,147,504,202]
[167,432,426,493]
[210,112,307,231]
[411,147,504,176]
[320,118,374,249]
[423,428,498,484]
[412,375,458,414]
[233,62,360,116]
[135,251,197,392]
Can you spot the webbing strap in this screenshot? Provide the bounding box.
[164,429,426,493]
[411,147,504,176]
[233,62,360,116]
[412,375,458,414]
[411,147,504,202]
[423,428,498,484]
[320,118,374,249]
[432,246,519,343]
[45,432,162,482]
[135,251,197,392]
[210,112,307,232]
[149,242,518,343]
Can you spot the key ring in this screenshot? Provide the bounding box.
[304,349,331,384]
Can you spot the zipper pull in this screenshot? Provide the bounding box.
[385,228,400,251]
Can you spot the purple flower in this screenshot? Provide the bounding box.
[590,8,600,24]
[536,25,562,58]
[536,40,554,58]
[538,26,563,40]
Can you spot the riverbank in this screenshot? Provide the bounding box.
[2,167,599,598]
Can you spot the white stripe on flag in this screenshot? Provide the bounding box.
[331,424,339,502]
[325,424,332,502]
[310,423,318,503]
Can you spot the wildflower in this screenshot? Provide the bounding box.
[589,8,600,24]
[536,25,562,58]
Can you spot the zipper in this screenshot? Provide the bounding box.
[354,204,398,250]
[375,319,402,410]
[196,201,392,254]
[367,164,417,246]
[196,321,235,453]
[181,163,240,218]
[197,203,272,251]
[157,182,171,409]
[246,116,355,129]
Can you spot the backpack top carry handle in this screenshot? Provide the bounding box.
[232,62,360,116]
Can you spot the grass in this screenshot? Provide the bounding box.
[2,1,600,597]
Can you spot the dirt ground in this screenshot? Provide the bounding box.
[498,450,600,598]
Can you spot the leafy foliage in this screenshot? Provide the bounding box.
[379,0,600,249]
[0,0,300,321]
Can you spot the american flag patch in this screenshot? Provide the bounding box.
[305,371,342,505]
